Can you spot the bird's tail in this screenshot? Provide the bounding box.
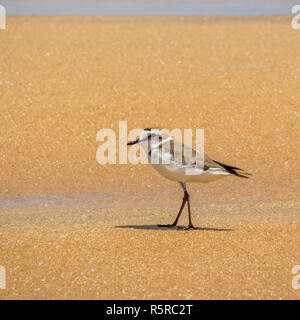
[213,161,251,178]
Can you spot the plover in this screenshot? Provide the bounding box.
[127,128,250,230]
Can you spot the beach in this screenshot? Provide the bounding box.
[0,15,299,299]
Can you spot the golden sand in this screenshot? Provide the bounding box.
[0,15,299,299]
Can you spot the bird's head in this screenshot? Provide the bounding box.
[127,127,164,146]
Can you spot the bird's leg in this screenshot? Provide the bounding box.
[185,190,196,230]
[157,182,196,230]
[178,182,196,230]
[157,195,186,228]
[174,182,196,230]
[172,195,187,226]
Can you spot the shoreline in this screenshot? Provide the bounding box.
[0,194,298,209]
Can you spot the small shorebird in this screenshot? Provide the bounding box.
[127,128,250,230]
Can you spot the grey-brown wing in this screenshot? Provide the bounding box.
[161,139,223,170]
[162,139,251,177]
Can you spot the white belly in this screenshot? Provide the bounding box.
[151,163,230,183]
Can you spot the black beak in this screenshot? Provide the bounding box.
[127,139,139,146]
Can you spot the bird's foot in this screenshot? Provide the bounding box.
[157,224,177,229]
[177,224,196,231]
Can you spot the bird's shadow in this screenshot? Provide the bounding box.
[115,224,232,231]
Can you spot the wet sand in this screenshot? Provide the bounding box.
[1,200,300,299]
[0,15,300,299]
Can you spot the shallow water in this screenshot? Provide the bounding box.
[2,0,297,15]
